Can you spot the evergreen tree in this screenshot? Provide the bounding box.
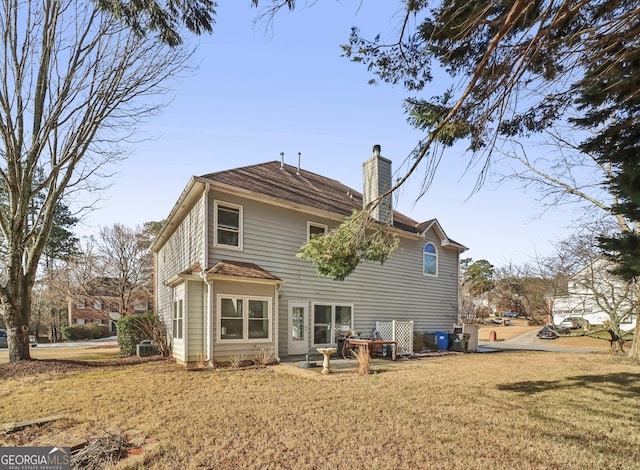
[43,202,81,267]
[339,0,640,360]
[571,34,640,279]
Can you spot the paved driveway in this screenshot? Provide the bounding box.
[479,329,604,353]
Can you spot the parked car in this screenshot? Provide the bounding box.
[504,312,519,318]
[537,325,569,339]
[490,317,511,325]
[0,331,38,347]
[560,317,588,329]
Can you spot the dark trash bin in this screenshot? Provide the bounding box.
[452,333,470,353]
[435,332,450,351]
[423,332,437,350]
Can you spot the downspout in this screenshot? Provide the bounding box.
[275,283,281,363]
[201,272,213,365]
[202,182,212,364]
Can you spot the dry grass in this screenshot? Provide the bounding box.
[352,344,371,375]
[0,344,122,364]
[1,349,639,469]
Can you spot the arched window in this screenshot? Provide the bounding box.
[423,243,437,276]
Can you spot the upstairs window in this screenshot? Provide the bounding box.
[423,243,438,276]
[307,222,327,241]
[215,201,242,249]
[93,299,102,310]
[76,299,85,309]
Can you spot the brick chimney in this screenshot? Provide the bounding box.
[362,144,393,224]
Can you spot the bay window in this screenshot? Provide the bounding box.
[219,295,271,341]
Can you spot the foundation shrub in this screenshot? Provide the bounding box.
[117,313,168,356]
[62,324,111,341]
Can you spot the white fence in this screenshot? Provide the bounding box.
[376,320,414,356]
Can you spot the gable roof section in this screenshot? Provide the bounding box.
[202,161,360,219]
[152,161,467,252]
[201,161,463,244]
[207,260,283,283]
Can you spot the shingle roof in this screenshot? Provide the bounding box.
[200,161,423,234]
[207,260,282,281]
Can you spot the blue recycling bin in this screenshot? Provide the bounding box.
[435,332,450,351]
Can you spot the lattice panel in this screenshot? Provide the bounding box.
[376,320,414,356]
[376,322,393,340]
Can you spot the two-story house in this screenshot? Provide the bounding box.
[150,145,467,365]
[68,277,154,332]
[551,257,637,331]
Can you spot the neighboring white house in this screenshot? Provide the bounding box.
[552,257,637,331]
[150,145,467,365]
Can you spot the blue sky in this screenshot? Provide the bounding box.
[82,1,577,268]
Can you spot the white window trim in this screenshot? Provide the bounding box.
[307,221,328,241]
[423,242,438,277]
[217,294,272,343]
[311,303,354,348]
[214,200,243,250]
[173,298,184,341]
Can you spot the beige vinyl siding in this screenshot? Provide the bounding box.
[211,280,276,362]
[155,196,205,358]
[207,191,461,358]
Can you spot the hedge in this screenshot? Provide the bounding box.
[62,324,111,341]
[116,313,168,356]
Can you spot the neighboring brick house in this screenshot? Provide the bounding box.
[68,277,154,332]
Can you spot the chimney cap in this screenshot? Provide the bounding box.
[373,144,381,156]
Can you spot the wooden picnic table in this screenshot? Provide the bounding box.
[344,338,397,360]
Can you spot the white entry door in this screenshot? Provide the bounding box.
[288,301,308,355]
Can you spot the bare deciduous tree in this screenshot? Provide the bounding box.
[97,223,153,316]
[549,227,638,352]
[0,0,194,361]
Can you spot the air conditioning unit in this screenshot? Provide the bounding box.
[136,341,157,357]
